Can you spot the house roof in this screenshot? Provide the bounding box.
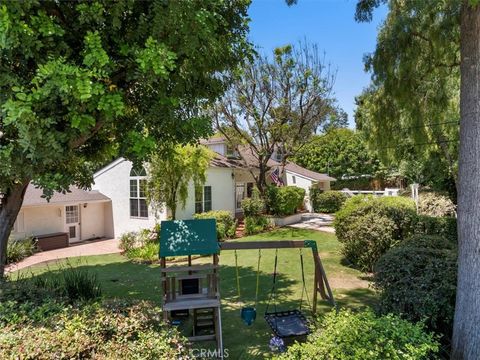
[22,184,110,207]
[282,162,336,182]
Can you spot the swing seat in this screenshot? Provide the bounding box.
[240,307,257,326]
[264,310,310,338]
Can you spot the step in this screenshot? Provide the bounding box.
[196,320,214,327]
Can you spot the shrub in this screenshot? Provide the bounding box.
[311,190,348,213]
[241,189,264,217]
[418,192,456,217]
[125,242,159,263]
[119,231,138,252]
[0,299,191,359]
[334,196,417,272]
[60,266,102,301]
[275,309,439,360]
[193,210,236,239]
[415,215,457,243]
[245,215,270,235]
[266,186,305,216]
[373,235,457,337]
[6,236,36,264]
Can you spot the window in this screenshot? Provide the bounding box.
[130,166,148,218]
[66,205,79,223]
[195,186,212,214]
[235,183,245,209]
[292,175,296,184]
[246,182,254,198]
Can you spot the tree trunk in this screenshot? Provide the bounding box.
[0,180,30,277]
[452,3,480,359]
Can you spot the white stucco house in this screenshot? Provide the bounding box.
[11,137,335,246]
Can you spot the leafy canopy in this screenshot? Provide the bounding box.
[0,0,251,196]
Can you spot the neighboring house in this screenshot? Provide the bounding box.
[11,137,335,244]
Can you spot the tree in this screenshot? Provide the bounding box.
[293,128,381,179]
[354,1,460,190]
[213,42,341,194]
[356,0,480,357]
[0,0,252,276]
[147,145,212,220]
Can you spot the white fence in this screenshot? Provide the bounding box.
[340,188,400,197]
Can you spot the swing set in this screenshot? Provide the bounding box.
[159,219,335,358]
[223,240,335,338]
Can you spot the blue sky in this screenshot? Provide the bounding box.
[247,0,387,128]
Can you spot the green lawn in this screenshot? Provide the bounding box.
[13,228,376,359]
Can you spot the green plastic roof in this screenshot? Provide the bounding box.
[159,219,219,257]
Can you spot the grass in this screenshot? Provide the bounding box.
[12,228,376,359]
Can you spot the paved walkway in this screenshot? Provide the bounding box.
[288,213,335,233]
[6,238,120,272]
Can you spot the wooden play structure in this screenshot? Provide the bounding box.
[160,219,335,356]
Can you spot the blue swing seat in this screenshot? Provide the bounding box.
[241,307,257,326]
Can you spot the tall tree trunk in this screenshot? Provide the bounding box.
[452,3,480,359]
[0,180,30,277]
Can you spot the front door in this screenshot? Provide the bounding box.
[235,183,245,211]
[65,205,80,242]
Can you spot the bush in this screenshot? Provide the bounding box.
[193,210,236,239]
[245,215,270,235]
[415,215,457,243]
[6,237,36,264]
[311,190,348,213]
[241,189,264,217]
[119,231,138,252]
[0,299,191,359]
[125,242,159,263]
[373,235,457,337]
[275,309,439,360]
[334,196,417,272]
[418,192,456,217]
[266,186,305,216]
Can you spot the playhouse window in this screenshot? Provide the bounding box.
[130,166,148,219]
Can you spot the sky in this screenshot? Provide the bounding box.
[247,0,388,128]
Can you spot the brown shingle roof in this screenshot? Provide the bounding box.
[283,162,336,182]
[22,184,110,207]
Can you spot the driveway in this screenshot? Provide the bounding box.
[6,238,121,273]
[288,213,335,233]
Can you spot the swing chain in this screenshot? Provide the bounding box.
[234,250,241,299]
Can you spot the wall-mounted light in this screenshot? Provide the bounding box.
[83,203,88,208]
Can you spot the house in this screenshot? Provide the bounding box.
[11,137,335,244]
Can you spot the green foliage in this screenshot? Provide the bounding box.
[415,215,457,243]
[374,234,457,337]
[193,210,236,240]
[355,1,459,195]
[311,190,348,213]
[293,128,381,179]
[119,231,138,253]
[418,192,457,217]
[244,215,270,235]
[331,176,374,190]
[241,188,265,216]
[0,0,252,272]
[125,242,159,264]
[334,196,417,271]
[147,145,213,220]
[266,186,305,216]
[6,237,36,264]
[0,298,191,359]
[276,309,439,360]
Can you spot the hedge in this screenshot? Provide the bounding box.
[373,234,457,338]
[266,186,305,216]
[334,196,417,271]
[311,190,348,213]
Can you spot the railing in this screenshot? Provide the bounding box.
[340,188,400,197]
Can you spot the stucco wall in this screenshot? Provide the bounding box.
[175,167,235,220]
[93,159,164,237]
[80,202,106,240]
[11,206,63,240]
